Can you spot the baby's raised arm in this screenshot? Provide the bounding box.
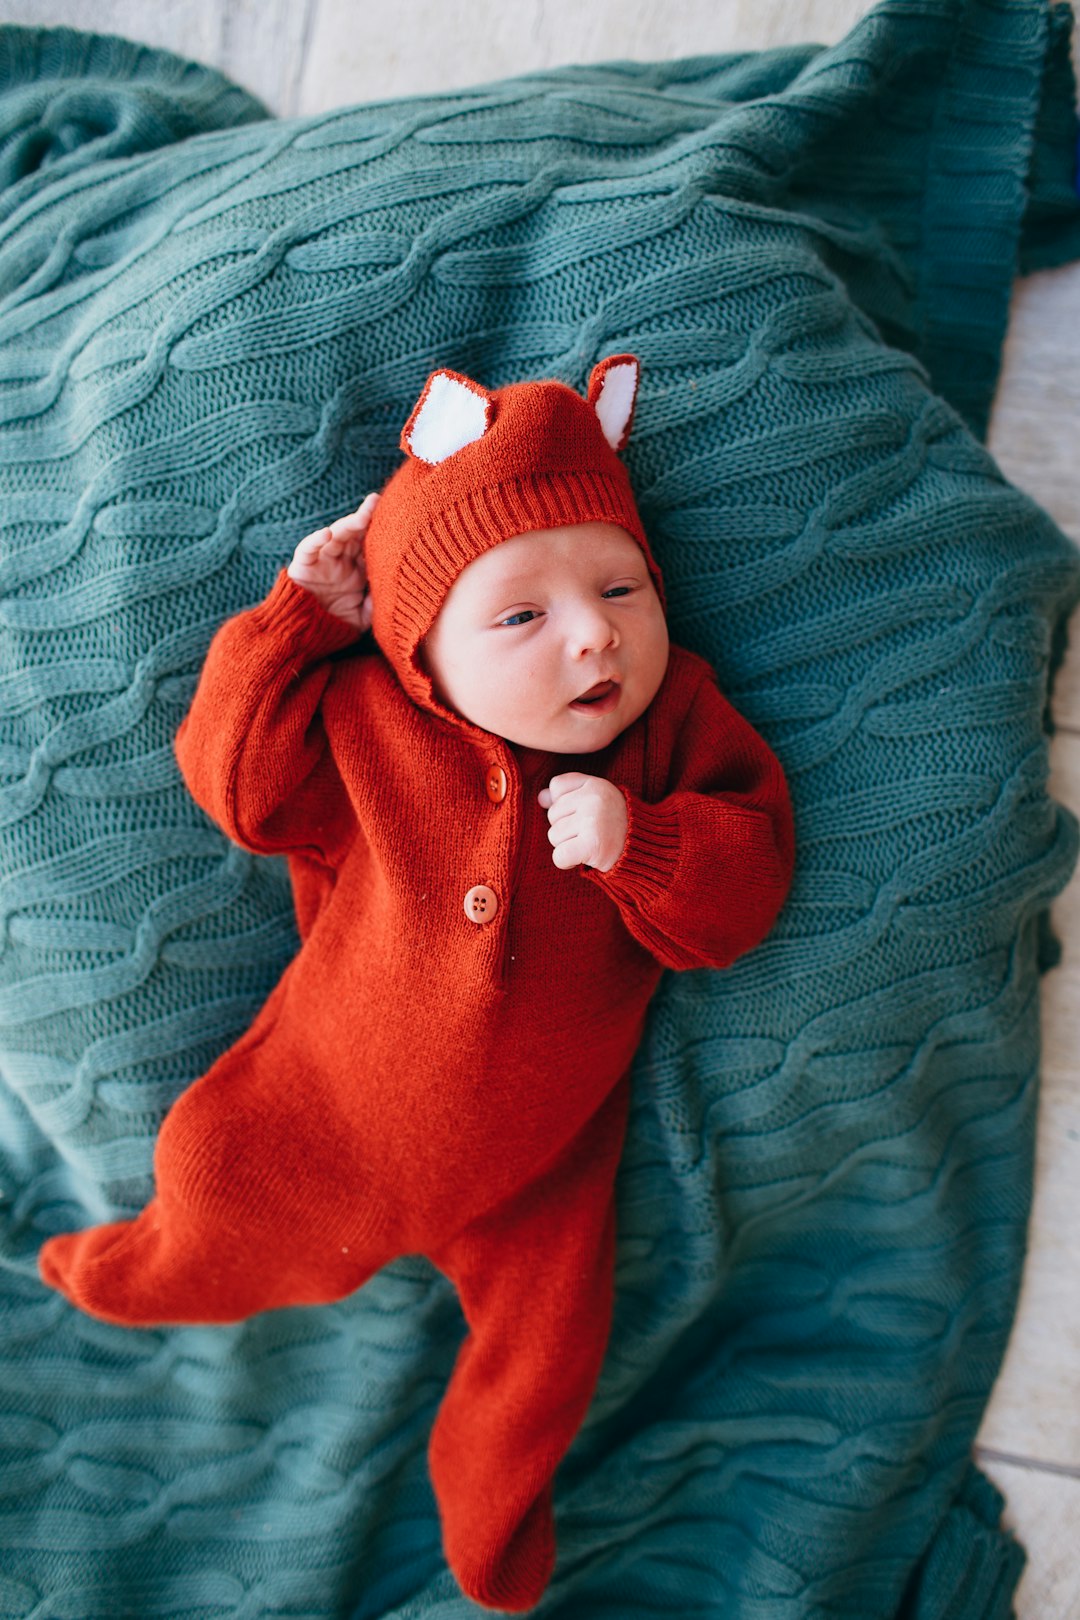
[174,496,380,865]
[287,492,378,633]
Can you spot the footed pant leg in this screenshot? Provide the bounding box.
[426,1073,631,1613]
[38,1014,391,1326]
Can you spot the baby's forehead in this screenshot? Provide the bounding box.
[472,522,643,586]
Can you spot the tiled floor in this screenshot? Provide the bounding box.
[4,0,1080,1610]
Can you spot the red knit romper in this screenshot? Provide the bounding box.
[40,358,795,1612]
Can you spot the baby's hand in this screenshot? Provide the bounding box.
[538,773,628,872]
[287,492,379,632]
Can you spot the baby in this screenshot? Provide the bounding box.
[39,354,794,1613]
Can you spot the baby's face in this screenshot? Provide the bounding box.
[419,522,669,753]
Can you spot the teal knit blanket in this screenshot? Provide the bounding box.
[2,3,1080,1615]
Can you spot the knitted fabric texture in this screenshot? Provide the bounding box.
[2,3,1080,1618]
[362,353,667,707]
[39,567,793,1609]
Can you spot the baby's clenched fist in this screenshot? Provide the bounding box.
[538,773,628,872]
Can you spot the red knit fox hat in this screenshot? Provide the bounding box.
[364,353,665,709]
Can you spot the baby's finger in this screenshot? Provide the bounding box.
[329,493,379,537]
[551,836,585,870]
[546,816,578,846]
[540,772,587,807]
[544,796,579,827]
[292,526,333,562]
[319,526,362,558]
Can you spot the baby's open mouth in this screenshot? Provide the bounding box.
[570,679,620,713]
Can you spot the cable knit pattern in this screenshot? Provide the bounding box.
[1,4,1080,1617]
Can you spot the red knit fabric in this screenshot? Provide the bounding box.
[39,357,794,1610]
[40,570,793,1608]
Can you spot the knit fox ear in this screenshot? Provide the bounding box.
[587,354,640,452]
[401,369,494,465]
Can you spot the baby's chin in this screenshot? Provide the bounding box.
[508,730,626,756]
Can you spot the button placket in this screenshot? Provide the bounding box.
[466,746,522,991]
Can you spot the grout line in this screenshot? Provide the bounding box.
[288,0,321,119]
[217,1,232,79]
[976,1444,1080,1483]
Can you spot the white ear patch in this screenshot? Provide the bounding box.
[404,372,492,465]
[591,358,639,451]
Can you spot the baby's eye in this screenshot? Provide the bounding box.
[603,587,631,598]
[500,610,539,627]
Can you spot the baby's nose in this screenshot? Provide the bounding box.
[568,603,618,656]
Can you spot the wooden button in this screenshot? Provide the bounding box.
[485,766,508,803]
[464,885,499,924]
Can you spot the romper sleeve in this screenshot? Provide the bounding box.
[174,568,361,864]
[582,666,795,972]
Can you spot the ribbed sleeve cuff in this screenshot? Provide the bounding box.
[583,788,680,904]
[248,568,363,659]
